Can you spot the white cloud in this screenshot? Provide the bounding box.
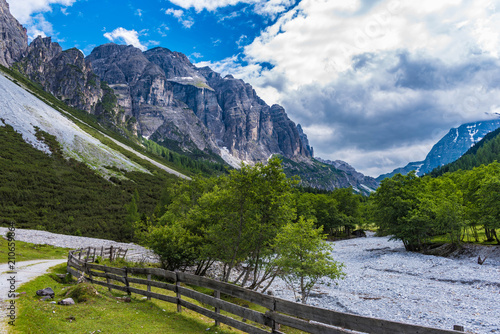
[25,13,54,41]
[6,0,76,24]
[167,0,294,16]
[157,24,169,37]
[165,8,194,28]
[103,27,147,51]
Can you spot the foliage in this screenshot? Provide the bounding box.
[371,172,430,251]
[138,157,299,287]
[0,124,175,241]
[142,138,228,177]
[371,163,500,249]
[272,217,345,303]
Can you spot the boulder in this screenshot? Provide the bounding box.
[36,287,55,297]
[58,298,75,305]
[352,229,367,238]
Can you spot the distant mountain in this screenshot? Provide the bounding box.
[282,157,379,195]
[377,120,500,181]
[430,126,500,176]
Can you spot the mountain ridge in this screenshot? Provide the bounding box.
[377,119,500,181]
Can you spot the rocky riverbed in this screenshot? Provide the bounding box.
[2,227,498,333]
[268,235,500,334]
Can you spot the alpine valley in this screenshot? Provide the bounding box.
[0,0,378,194]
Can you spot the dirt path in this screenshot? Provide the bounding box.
[0,259,67,333]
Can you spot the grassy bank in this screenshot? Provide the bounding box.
[13,264,243,334]
[0,238,69,264]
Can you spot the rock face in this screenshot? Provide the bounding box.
[15,37,103,113]
[13,37,130,131]
[87,44,313,164]
[377,119,500,181]
[0,0,27,67]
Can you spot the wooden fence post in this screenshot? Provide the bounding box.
[214,290,220,326]
[175,271,182,313]
[124,267,131,296]
[271,297,280,333]
[78,249,82,261]
[147,274,151,300]
[110,245,113,262]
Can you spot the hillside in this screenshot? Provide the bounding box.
[0,67,198,240]
[430,126,500,176]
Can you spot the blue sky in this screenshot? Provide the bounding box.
[7,0,500,177]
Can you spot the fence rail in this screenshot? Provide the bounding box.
[67,248,464,334]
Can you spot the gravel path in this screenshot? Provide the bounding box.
[269,236,500,334]
[0,259,67,333]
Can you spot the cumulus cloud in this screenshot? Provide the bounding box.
[24,13,55,40]
[165,8,194,28]
[7,0,76,24]
[167,0,295,17]
[103,27,147,51]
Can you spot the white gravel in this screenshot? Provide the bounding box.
[269,235,500,334]
[0,227,158,263]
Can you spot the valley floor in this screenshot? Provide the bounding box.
[269,234,499,334]
[2,227,498,334]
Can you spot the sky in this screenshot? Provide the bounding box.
[6,0,500,177]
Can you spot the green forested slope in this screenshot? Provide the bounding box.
[0,124,177,241]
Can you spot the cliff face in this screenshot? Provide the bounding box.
[87,44,313,164]
[15,37,103,113]
[0,0,27,67]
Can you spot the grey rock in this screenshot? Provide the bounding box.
[41,295,53,301]
[0,0,27,67]
[58,297,75,305]
[36,287,55,297]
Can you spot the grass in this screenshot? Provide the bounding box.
[13,263,243,334]
[13,261,306,334]
[430,227,500,245]
[0,237,69,264]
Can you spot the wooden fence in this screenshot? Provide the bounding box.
[72,246,128,263]
[67,249,465,334]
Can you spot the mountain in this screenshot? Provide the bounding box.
[86,43,312,166]
[0,0,27,67]
[0,65,189,239]
[377,120,500,181]
[281,157,379,195]
[0,1,375,193]
[430,126,500,176]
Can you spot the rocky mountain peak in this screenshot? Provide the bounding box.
[0,0,27,67]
